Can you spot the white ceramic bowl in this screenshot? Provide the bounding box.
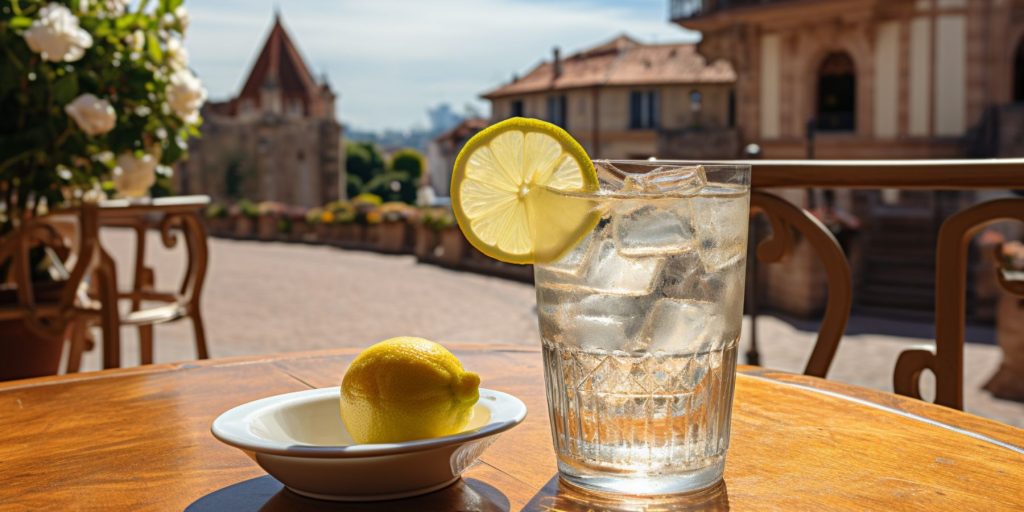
[211,387,526,501]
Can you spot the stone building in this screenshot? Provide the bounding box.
[670,0,1024,159]
[176,13,343,208]
[671,0,1024,317]
[424,118,487,199]
[481,35,739,160]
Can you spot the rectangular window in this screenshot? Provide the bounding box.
[510,99,524,118]
[547,95,567,128]
[629,90,659,129]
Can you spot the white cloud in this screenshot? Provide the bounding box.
[185,0,699,130]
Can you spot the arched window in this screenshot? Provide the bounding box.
[816,52,856,131]
[1015,38,1024,102]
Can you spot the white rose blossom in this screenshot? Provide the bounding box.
[165,68,206,123]
[23,3,93,63]
[166,37,189,70]
[103,0,130,17]
[125,29,145,54]
[64,93,116,136]
[113,152,158,198]
[174,6,189,33]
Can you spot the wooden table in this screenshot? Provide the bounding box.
[91,195,210,370]
[1,345,1021,511]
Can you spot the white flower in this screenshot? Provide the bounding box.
[174,6,189,33]
[78,0,90,13]
[165,68,206,123]
[64,93,116,136]
[23,3,93,63]
[166,37,188,70]
[103,0,129,16]
[125,29,145,53]
[113,152,158,198]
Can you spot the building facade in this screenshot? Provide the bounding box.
[176,14,343,208]
[671,0,1024,159]
[481,36,739,160]
[424,118,487,199]
[671,0,1024,317]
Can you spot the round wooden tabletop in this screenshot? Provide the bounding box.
[0,344,1021,511]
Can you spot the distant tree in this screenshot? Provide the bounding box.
[388,149,425,204]
[345,141,385,197]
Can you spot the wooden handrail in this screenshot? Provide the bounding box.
[659,158,1024,189]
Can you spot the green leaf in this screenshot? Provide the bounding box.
[146,32,163,62]
[53,74,79,105]
[9,17,33,30]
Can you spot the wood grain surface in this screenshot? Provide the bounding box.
[0,345,1021,511]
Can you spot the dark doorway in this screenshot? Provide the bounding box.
[816,52,856,131]
[1015,38,1024,102]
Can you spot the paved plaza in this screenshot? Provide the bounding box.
[73,228,1024,427]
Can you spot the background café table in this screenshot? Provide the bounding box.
[0,344,1021,510]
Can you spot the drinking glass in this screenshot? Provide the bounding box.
[534,161,750,495]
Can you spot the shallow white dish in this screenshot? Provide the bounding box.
[211,387,526,501]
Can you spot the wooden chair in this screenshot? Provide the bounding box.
[0,203,109,376]
[742,159,1024,410]
[70,199,210,369]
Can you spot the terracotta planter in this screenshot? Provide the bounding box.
[363,224,380,246]
[234,216,255,238]
[257,215,278,240]
[414,224,439,260]
[314,223,330,242]
[205,217,231,237]
[377,222,408,253]
[0,282,67,381]
[439,228,467,268]
[290,220,311,241]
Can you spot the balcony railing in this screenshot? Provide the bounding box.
[660,158,1024,411]
[669,0,792,21]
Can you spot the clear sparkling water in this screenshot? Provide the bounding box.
[535,173,748,495]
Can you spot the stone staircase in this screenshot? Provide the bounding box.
[855,205,940,318]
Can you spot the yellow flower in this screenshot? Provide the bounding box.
[321,210,335,224]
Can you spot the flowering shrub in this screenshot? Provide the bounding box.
[376,201,417,223]
[420,207,455,232]
[0,0,203,227]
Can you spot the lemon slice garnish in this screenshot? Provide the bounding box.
[450,117,599,264]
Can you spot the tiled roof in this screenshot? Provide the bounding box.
[435,118,488,145]
[222,14,329,115]
[481,34,735,99]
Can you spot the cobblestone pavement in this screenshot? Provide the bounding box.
[72,229,1024,427]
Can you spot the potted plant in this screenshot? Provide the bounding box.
[204,202,229,236]
[232,199,257,238]
[375,201,414,253]
[0,0,202,378]
[415,207,451,262]
[351,193,382,248]
[256,201,286,240]
[438,211,467,268]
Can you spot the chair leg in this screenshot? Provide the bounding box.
[138,325,154,365]
[191,309,209,360]
[66,321,87,374]
[96,251,122,369]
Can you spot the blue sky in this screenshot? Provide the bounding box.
[186,0,699,131]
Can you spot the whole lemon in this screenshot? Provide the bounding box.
[340,337,481,444]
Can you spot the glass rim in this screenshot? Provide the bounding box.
[593,159,751,171]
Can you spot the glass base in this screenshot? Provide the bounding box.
[557,457,725,496]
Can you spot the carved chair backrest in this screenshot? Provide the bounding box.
[731,159,1024,410]
[0,203,100,337]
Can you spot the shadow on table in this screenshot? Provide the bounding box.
[522,475,730,511]
[185,475,509,511]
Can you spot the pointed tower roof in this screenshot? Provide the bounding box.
[235,13,322,113]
